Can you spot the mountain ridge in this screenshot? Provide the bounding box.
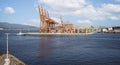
[0,22,39,29]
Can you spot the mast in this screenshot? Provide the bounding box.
[47,11,49,18]
[4,33,10,65]
[6,33,9,59]
[44,8,46,16]
[60,16,63,26]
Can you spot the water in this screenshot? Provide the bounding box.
[0,30,120,65]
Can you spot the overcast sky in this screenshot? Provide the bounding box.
[0,0,120,27]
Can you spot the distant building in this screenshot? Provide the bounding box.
[102,28,108,32]
[113,27,120,33]
[108,27,113,31]
[101,27,120,33]
[114,29,120,33]
[108,27,114,32]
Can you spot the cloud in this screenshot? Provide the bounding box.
[51,17,61,23]
[73,4,120,21]
[38,0,120,22]
[78,20,92,24]
[4,7,15,14]
[100,4,120,13]
[77,20,93,26]
[38,0,86,9]
[24,17,61,27]
[24,19,40,26]
[74,5,98,20]
[38,0,87,15]
[110,16,119,20]
[116,0,120,2]
[97,4,120,20]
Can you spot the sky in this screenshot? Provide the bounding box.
[0,0,120,27]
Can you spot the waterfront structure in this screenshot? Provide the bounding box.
[101,26,120,33]
[38,6,58,33]
[57,18,74,33]
[114,29,120,33]
[38,6,75,33]
[38,5,97,33]
[113,27,120,33]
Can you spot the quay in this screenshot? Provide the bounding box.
[17,32,96,36]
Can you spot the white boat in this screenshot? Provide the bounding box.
[16,31,24,36]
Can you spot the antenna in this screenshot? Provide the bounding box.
[47,11,49,18]
[60,16,63,26]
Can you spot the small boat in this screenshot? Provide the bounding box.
[0,33,26,65]
[16,31,24,36]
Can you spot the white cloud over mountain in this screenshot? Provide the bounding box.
[24,19,40,26]
[4,7,15,14]
[78,20,92,24]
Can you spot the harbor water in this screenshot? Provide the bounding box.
[0,30,120,65]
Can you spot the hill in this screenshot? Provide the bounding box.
[0,22,38,29]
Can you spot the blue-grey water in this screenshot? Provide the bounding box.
[0,30,120,65]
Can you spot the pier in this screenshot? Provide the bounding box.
[16,32,96,36]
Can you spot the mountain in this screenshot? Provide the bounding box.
[0,22,39,29]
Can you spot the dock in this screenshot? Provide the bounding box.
[17,32,96,36]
